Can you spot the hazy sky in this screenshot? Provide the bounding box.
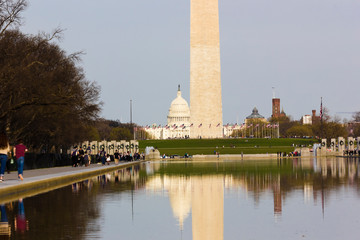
[20,0,360,125]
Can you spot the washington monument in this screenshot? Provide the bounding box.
[190,0,223,138]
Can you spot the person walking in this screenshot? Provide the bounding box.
[99,148,107,165]
[114,150,120,165]
[78,146,85,166]
[0,133,10,182]
[71,146,79,167]
[14,139,27,181]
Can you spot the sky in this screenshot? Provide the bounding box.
[20,0,360,125]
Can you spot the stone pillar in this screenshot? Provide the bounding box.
[124,141,130,154]
[116,141,121,153]
[81,141,89,150]
[190,0,223,139]
[120,140,126,155]
[347,137,354,151]
[338,137,345,154]
[330,138,336,152]
[107,140,116,155]
[99,141,107,153]
[321,139,327,153]
[90,141,98,155]
[130,140,139,154]
[129,140,135,156]
[133,140,139,153]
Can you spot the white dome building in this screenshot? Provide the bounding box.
[145,85,191,139]
[167,85,191,126]
[166,85,191,138]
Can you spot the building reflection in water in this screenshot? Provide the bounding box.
[146,175,224,240]
[192,176,223,240]
[146,157,360,239]
[0,158,358,239]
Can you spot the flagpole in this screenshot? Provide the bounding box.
[320,97,323,139]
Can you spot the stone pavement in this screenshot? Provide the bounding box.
[0,161,141,204]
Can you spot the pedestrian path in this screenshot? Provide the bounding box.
[0,161,140,204]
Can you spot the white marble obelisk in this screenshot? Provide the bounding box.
[190,0,223,138]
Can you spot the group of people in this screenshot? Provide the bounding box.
[71,146,144,167]
[0,133,28,182]
[97,148,143,165]
[71,146,91,167]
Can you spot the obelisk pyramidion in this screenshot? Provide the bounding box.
[190,0,223,138]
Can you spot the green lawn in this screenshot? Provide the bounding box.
[139,138,318,156]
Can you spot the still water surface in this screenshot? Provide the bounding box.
[1,157,360,240]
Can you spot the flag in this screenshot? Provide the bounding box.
[198,123,202,128]
[255,124,259,128]
[216,123,220,127]
[190,123,193,127]
[209,124,211,128]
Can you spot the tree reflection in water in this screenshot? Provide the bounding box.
[1,158,360,239]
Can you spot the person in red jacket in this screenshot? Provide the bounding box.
[14,139,27,181]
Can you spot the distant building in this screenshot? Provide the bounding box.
[244,107,278,138]
[271,98,286,119]
[245,107,267,125]
[167,85,191,138]
[303,115,312,125]
[223,124,243,138]
[144,86,191,139]
[311,110,320,124]
[272,98,280,118]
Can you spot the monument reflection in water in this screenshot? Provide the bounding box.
[1,157,360,239]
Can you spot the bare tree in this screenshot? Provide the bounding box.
[0,30,101,149]
[0,0,27,35]
[352,112,360,122]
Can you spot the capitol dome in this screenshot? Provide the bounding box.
[167,85,190,125]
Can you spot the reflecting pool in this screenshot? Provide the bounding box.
[1,157,360,239]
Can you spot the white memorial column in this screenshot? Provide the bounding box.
[348,137,354,152]
[330,138,336,152]
[190,0,223,139]
[338,137,345,154]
